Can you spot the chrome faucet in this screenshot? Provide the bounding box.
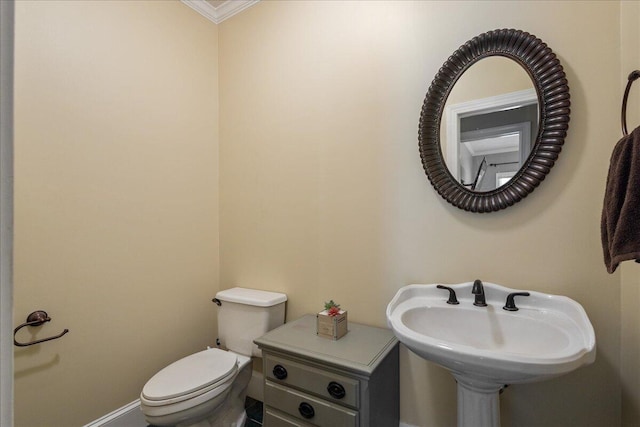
[472,279,487,307]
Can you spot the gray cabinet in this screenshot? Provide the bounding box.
[254,315,399,427]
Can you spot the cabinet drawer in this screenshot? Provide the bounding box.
[265,354,359,408]
[265,407,315,427]
[265,381,358,427]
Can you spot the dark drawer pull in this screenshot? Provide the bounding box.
[298,402,315,419]
[327,381,346,399]
[273,364,288,380]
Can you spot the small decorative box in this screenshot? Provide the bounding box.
[316,309,348,340]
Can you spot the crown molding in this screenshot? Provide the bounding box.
[214,0,259,22]
[181,0,259,24]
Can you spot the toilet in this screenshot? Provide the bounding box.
[139,287,287,427]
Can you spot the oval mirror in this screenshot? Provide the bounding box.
[419,29,570,213]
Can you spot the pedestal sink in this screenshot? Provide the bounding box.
[386,281,595,427]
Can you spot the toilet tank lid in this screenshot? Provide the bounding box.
[215,287,287,307]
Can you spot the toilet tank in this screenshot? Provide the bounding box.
[215,287,287,357]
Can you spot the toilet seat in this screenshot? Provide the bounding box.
[141,348,238,407]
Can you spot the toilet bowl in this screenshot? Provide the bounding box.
[139,287,287,427]
[140,349,251,427]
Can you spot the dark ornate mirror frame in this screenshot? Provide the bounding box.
[419,29,570,213]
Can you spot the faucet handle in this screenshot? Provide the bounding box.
[503,292,530,311]
[437,285,459,305]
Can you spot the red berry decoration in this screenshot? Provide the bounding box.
[324,300,341,316]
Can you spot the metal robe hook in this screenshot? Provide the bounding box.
[13,310,69,347]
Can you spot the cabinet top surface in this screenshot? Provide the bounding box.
[254,315,398,375]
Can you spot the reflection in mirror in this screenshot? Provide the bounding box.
[440,56,538,192]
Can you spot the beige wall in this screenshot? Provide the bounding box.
[446,56,534,105]
[621,2,640,426]
[13,1,219,425]
[219,1,622,426]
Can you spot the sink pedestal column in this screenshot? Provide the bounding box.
[454,375,502,427]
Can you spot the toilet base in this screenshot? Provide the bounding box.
[179,392,247,427]
[180,411,246,427]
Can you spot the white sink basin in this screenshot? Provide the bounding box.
[386,282,596,427]
[387,282,595,384]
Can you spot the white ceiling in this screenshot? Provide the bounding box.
[206,0,228,7]
[181,0,259,24]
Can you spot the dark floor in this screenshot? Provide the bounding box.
[244,396,263,427]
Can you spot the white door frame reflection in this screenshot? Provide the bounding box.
[443,88,538,191]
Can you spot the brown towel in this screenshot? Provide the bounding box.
[602,125,640,273]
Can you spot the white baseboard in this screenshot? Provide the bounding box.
[82,400,140,427]
[399,423,420,427]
